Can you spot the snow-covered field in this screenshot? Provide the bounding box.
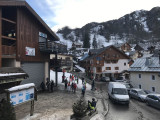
[50,70,91,90]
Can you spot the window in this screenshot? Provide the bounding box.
[106,60,110,63]
[112,60,118,63]
[96,67,101,72]
[139,74,141,78]
[115,67,119,70]
[66,57,70,60]
[124,63,126,66]
[152,87,155,92]
[106,67,111,70]
[105,54,110,58]
[152,75,155,80]
[139,85,141,89]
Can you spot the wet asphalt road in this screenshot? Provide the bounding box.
[95,82,160,120]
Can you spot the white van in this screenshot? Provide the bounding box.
[108,82,130,105]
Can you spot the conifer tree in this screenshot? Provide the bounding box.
[0,99,16,120]
[83,32,90,48]
[72,99,87,117]
[92,34,97,49]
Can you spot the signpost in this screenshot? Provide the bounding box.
[6,83,36,116]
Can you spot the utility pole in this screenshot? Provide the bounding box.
[55,51,58,87]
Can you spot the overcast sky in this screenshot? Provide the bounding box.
[26,0,160,32]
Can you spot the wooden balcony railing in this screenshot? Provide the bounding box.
[39,42,67,53]
[2,45,16,55]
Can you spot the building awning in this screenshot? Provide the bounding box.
[0,67,28,84]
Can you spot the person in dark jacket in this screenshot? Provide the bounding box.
[71,82,74,92]
[91,79,95,90]
[40,81,45,91]
[81,84,86,97]
[51,81,54,92]
[64,78,68,90]
[88,98,97,110]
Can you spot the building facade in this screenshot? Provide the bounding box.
[50,54,73,72]
[128,57,160,93]
[81,45,131,80]
[0,0,59,89]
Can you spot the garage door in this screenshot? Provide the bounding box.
[21,62,45,90]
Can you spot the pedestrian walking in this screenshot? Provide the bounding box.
[82,78,84,84]
[73,82,77,93]
[51,80,54,92]
[72,75,74,81]
[64,78,68,90]
[81,84,86,97]
[68,81,71,91]
[46,79,50,92]
[71,82,74,92]
[91,79,95,90]
[40,81,45,91]
[76,76,79,84]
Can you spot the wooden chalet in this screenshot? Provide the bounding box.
[80,45,131,80]
[114,42,131,52]
[0,0,60,90]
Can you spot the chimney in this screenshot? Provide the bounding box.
[145,57,151,66]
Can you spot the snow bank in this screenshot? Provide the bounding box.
[50,70,91,90]
[8,83,35,92]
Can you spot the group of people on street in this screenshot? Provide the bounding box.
[64,74,78,93]
[63,74,87,97]
[40,78,55,92]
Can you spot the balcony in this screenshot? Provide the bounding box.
[39,41,67,53]
[2,45,16,57]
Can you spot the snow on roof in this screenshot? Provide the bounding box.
[128,57,160,72]
[0,73,26,77]
[75,65,85,73]
[8,83,35,92]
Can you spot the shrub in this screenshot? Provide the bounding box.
[72,98,88,117]
[0,99,16,120]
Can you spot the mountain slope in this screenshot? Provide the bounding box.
[57,7,160,49]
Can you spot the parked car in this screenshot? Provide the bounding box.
[101,77,110,82]
[144,90,152,94]
[129,88,147,102]
[121,82,133,92]
[146,93,160,109]
[112,76,126,82]
[108,82,130,105]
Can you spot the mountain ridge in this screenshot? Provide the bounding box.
[57,7,160,49]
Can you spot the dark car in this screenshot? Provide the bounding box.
[101,77,110,82]
[144,90,152,94]
[146,94,160,109]
[129,88,147,102]
[112,76,125,82]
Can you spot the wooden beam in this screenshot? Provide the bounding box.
[2,18,16,24]
[2,36,16,40]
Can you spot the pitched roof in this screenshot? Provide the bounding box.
[128,57,160,72]
[83,45,130,61]
[0,0,59,41]
[0,67,28,80]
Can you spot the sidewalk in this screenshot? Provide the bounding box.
[15,83,108,120]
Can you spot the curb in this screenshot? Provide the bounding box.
[102,99,109,117]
